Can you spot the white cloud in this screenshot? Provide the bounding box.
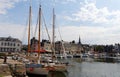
[63,0,120,24]
[0,23,26,43]
[55,0,77,4]
[0,0,120,45]
[66,0,77,2]
[55,25,120,45]
[1,22,120,45]
[0,0,27,14]
[56,0,120,44]
[72,2,110,23]
[63,16,74,21]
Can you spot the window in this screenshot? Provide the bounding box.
[1,48,3,52]
[14,43,15,46]
[7,48,9,52]
[5,43,6,46]
[17,49,19,51]
[1,42,3,46]
[8,42,9,46]
[10,43,12,46]
[13,48,15,51]
[11,48,12,51]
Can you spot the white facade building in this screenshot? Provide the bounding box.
[0,36,22,52]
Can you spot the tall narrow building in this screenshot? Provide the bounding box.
[77,35,82,53]
[78,35,81,45]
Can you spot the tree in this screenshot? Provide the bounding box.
[72,40,75,44]
[94,45,104,53]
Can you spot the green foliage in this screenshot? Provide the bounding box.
[94,45,104,52]
[72,40,75,44]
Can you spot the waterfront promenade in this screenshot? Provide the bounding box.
[0,57,25,77]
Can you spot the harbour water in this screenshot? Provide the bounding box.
[67,58,120,77]
[27,58,120,77]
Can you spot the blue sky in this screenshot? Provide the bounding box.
[0,0,120,45]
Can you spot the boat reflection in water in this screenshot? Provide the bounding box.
[94,57,115,63]
[48,70,68,77]
[27,70,68,77]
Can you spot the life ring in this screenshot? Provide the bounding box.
[29,67,34,71]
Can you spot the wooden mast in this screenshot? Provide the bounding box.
[38,5,41,63]
[52,8,55,57]
[28,5,32,56]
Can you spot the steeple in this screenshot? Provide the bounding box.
[78,35,81,45]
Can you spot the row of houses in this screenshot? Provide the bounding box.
[30,37,83,54]
[1,36,120,54]
[0,36,83,54]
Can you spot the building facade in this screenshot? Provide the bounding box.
[30,36,83,54]
[114,43,120,53]
[55,40,83,54]
[31,37,51,52]
[41,39,51,52]
[0,36,22,52]
[31,37,38,51]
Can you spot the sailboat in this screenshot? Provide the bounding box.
[25,4,68,77]
[26,5,49,76]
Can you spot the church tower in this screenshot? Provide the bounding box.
[78,35,81,45]
[77,35,82,54]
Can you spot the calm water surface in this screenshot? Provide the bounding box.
[67,58,120,77]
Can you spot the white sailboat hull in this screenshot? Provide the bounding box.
[26,63,68,75]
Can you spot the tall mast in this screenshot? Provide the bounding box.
[52,8,55,56]
[28,5,32,56]
[38,5,41,63]
[58,28,67,59]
